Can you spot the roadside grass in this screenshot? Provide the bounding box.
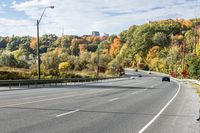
[0,66,31,80]
[0,66,30,73]
[0,66,114,80]
[192,84,200,97]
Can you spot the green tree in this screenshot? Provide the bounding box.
[41,51,60,76]
[0,37,7,49]
[152,32,169,47]
[0,53,18,67]
[119,30,128,43]
[189,57,200,79]
[6,36,21,51]
[40,34,58,53]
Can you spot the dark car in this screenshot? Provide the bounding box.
[162,76,170,82]
[138,74,142,77]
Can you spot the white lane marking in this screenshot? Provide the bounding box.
[131,91,139,95]
[137,83,181,133]
[134,81,149,85]
[0,89,110,108]
[0,89,87,98]
[56,109,80,117]
[109,97,120,102]
[23,95,47,100]
[22,91,81,100]
[149,82,162,88]
[131,82,162,95]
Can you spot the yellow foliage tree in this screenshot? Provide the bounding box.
[146,46,160,62]
[58,62,71,71]
[176,18,192,28]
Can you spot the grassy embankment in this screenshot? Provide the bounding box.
[0,66,31,80]
[0,66,111,80]
[192,84,200,97]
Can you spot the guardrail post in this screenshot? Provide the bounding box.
[9,82,11,90]
[35,81,37,88]
[19,83,21,88]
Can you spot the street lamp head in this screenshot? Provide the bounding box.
[49,6,55,9]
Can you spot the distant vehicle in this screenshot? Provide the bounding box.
[162,76,170,82]
[119,67,125,76]
[148,71,151,74]
[130,76,135,79]
[138,74,142,77]
[135,69,138,72]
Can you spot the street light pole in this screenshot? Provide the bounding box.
[37,6,54,80]
[97,47,100,78]
[118,54,120,77]
[181,40,185,80]
[37,20,40,79]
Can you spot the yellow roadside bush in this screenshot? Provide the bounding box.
[58,62,70,71]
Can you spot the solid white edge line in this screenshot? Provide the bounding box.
[56,109,80,117]
[137,81,181,133]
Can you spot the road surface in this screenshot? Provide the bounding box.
[0,70,199,133]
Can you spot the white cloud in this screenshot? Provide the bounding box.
[0,18,34,36]
[0,18,32,26]
[2,3,7,7]
[12,0,17,5]
[0,0,199,36]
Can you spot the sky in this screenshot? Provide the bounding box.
[0,0,199,37]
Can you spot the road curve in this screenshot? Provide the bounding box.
[0,71,198,133]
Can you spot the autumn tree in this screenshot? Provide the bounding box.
[109,38,122,58]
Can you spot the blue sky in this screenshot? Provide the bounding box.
[0,0,199,36]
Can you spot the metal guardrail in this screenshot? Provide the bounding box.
[183,79,200,86]
[0,77,119,90]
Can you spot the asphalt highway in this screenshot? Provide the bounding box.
[0,70,198,133]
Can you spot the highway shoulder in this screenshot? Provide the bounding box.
[144,83,200,133]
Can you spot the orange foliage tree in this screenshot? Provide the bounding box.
[79,44,87,54]
[30,37,37,49]
[109,38,122,58]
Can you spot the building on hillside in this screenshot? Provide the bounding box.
[92,31,100,36]
[103,33,109,37]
